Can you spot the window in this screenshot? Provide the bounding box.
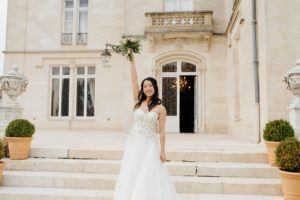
[62,0,74,44]
[181,62,196,72]
[77,0,88,44]
[50,67,70,117]
[164,0,193,11]
[162,62,177,72]
[62,0,89,45]
[76,66,95,117]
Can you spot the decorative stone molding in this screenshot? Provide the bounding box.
[175,38,184,50]
[145,11,213,51]
[147,35,155,53]
[203,33,212,51]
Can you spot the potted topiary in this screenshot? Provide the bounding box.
[0,140,4,184]
[5,119,35,160]
[263,119,294,166]
[275,137,300,200]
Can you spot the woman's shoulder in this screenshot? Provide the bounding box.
[156,104,166,115]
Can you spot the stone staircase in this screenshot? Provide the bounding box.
[0,147,284,200]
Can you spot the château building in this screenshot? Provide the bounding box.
[3,0,300,142]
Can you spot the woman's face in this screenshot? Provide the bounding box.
[143,80,155,97]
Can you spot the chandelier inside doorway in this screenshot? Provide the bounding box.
[180,76,191,91]
[171,76,190,91]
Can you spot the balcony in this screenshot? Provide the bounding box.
[145,11,213,51]
[61,33,73,45]
[76,33,88,44]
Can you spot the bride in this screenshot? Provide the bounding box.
[113,49,183,200]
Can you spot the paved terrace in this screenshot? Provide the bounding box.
[31,131,266,153]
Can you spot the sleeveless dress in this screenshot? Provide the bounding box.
[113,108,182,200]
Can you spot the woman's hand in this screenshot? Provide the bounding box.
[127,48,134,61]
[160,151,166,163]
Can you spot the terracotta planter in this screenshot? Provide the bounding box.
[6,137,32,160]
[278,169,300,200]
[264,141,280,166]
[0,162,4,185]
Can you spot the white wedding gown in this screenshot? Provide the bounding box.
[113,108,182,200]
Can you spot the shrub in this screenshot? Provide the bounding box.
[263,119,294,142]
[0,140,4,160]
[276,137,300,172]
[5,119,35,137]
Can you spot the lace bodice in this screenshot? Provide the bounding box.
[129,109,159,139]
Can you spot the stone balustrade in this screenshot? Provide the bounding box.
[145,11,213,35]
[144,11,213,51]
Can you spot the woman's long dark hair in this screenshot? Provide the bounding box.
[134,77,162,111]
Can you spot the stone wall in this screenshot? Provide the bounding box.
[257,0,300,137]
[7,0,286,137]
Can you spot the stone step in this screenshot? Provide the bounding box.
[2,171,282,195]
[196,162,278,178]
[3,158,278,178]
[0,186,284,200]
[30,147,267,163]
[0,187,113,200]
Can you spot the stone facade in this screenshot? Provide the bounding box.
[3,0,300,142]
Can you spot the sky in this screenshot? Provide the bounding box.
[0,0,8,75]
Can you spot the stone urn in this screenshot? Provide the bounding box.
[282,59,300,139]
[0,65,28,104]
[0,65,28,133]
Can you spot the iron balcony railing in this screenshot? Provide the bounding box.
[76,33,88,44]
[61,33,73,44]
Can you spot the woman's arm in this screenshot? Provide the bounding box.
[158,105,167,163]
[128,49,139,102]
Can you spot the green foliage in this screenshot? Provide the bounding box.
[4,141,9,158]
[0,140,4,160]
[263,119,294,142]
[5,119,35,137]
[276,137,300,172]
[115,38,142,61]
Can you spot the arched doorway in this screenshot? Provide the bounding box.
[153,51,207,134]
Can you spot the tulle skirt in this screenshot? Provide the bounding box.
[113,133,182,200]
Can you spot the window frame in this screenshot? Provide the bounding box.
[76,0,89,44]
[75,65,96,119]
[49,66,71,119]
[61,0,74,44]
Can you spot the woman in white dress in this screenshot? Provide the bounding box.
[113,49,182,200]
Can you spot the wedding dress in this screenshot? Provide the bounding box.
[113,108,182,200]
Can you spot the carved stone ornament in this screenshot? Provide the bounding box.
[0,65,28,104]
[282,60,300,96]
